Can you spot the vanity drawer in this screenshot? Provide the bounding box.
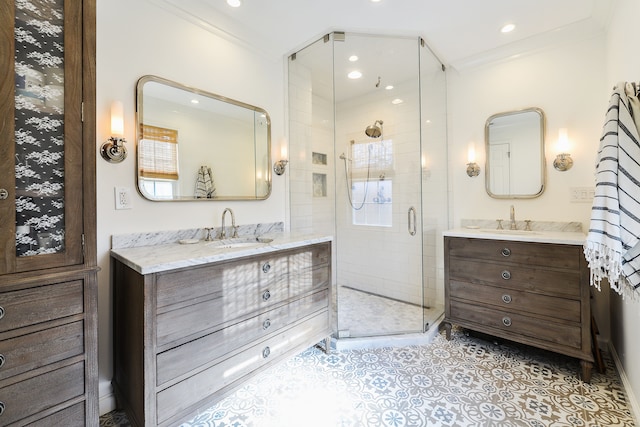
[156,243,330,310]
[450,299,582,349]
[156,311,329,425]
[448,259,581,298]
[0,361,85,426]
[448,280,580,322]
[156,290,328,385]
[447,237,581,270]
[0,320,84,381]
[0,281,84,333]
[156,266,329,347]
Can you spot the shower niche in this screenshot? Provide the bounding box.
[288,32,449,340]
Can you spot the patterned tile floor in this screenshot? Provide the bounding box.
[100,327,635,427]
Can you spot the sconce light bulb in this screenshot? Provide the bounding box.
[111,101,124,137]
[557,128,569,153]
[467,143,476,163]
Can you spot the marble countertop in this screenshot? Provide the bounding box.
[443,227,586,245]
[111,232,333,274]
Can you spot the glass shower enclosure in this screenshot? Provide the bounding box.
[288,32,448,340]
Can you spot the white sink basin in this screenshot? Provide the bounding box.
[206,237,274,249]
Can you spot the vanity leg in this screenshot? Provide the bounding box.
[443,322,452,341]
[580,360,593,383]
[324,336,331,354]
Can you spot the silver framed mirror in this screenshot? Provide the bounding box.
[485,107,546,199]
[135,75,272,201]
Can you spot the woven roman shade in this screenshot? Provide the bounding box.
[139,124,179,180]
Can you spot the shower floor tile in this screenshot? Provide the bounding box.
[100,327,635,427]
[338,286,443,337]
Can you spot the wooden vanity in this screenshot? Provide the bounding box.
[111,236,332,427]
[443,231,593,382]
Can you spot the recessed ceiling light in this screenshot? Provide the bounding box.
[370,0,382,2]
[227,0,241,7]
[349,55,358,62]
[191,99,199,104]
[501,23,515,33]
[391,98,403,105]
[385,85,394,90]
[348,70,362,79]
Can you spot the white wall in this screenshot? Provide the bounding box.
[447,35,611,345]
[605,0,640,417]
[96,0,286,413]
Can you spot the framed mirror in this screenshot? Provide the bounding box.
[135,75,271,201]
[485,107,545,199]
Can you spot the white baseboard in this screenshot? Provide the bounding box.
[99,379,117,416]
[608,343,640,425]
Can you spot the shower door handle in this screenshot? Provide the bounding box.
[408,207,417,236]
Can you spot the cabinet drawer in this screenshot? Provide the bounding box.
[450,300,582,349]
[28,402,85,427]
[0,281,84,333]
[156,290,328,385]
[156,243,330,309]
[0,321,84,381]
[447,237,581,269]
[449,280,580,322]
[156,265,329,347]
[156,311,329,425]
[0,361,85,426]
[449,259,581,298]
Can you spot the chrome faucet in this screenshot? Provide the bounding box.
[509,205,517,230]
[220,208,238,239]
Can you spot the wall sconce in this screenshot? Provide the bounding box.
[553,128,573,171]
[273,142,288,176]
[466,143,480,177]
[100,101,128,163]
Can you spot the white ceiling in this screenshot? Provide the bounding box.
[151,0,614,70]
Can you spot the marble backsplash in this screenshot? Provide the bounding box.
[111,222,284,249]
[460,219,583,233]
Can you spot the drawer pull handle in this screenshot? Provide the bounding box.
[0,306,4,320]
[502,294,512,304]
[502,317,512,327]
[262,290,271,301]
[0,401,4,416]
[501,247,511,257]
[263,319,271,330]
[0,189,7,200]
[262,262,271,273]
[501,270,511,280]
[0,354,4,369]
[262,346,271,358]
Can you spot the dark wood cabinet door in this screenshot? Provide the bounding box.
[0,0,84,275]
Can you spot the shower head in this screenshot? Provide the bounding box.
[365,120,383,138]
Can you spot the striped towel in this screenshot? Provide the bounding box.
[584,82,640,299]
[195,166,216,198]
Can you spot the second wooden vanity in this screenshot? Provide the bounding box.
[443,230,593,382]
[111,236,332,427]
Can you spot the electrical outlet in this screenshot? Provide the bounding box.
[115,187,132,210]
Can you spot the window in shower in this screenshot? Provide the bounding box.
[350,139,393,227]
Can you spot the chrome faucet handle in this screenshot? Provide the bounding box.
[204,227,214,241]
[524,220,532,231]
[496,219,504,230]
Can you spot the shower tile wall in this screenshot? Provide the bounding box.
[335,80,424,306]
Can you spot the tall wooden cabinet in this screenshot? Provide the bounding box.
[0,0,98,425]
